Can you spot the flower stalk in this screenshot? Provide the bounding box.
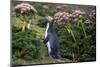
[78,19,87,38]
[65,23,76,43]
[22,21,26,31]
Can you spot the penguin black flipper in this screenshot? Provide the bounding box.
[43,35,49,44]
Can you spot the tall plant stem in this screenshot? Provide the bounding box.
[27,23,31,29]
[81,21,87,38]
[27,20,32,30]
[22,21,26,31]
[70,30,76,43]
[65,23,76,43]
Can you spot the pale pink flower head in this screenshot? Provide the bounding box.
[71,10,85,20]
[53,11,71,23]
[15,3,37,14]
[89,9,96,20]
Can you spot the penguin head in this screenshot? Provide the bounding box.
[45,16,53,22]
[45,16,54,26]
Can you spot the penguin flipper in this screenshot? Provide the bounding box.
[43,35,49,44]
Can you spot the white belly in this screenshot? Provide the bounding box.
[46,41,51,53]
[45,23,51,53]
[45,23,49,38]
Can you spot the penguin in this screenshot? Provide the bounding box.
[43,17,61,59]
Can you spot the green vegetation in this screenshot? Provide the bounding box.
[12,1,96,66]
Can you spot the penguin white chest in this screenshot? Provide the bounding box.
[47,42,51,53]
[45,23,49,38]
[45,23,51,53]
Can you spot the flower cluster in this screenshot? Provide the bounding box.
[14,3,37,31]
[15,3,37,14]
[53,10,85,24]
[71,10,85,21]
[89,10,96,20]
[53,12,71,23]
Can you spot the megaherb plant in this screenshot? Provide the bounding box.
[52,9,95,62]
[15,3,37,31]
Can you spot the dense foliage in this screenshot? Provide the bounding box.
[12,1,96,65]
[54,20,96,62]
